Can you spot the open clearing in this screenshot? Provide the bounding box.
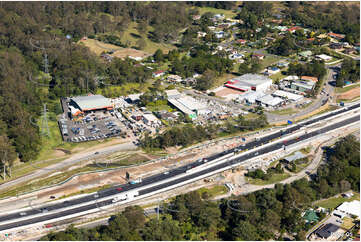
[79,38,151,59]
[336,86,360,100]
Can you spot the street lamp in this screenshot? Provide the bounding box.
[66,34,72,62]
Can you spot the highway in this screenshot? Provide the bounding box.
[0,103,359,232]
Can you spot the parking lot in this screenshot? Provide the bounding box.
[59,113,127,143]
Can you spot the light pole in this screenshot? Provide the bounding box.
[66,34,72,63]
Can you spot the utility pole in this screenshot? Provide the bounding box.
[41,103,51,137]
[157,199,160,221]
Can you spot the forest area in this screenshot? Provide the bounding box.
[41,135,360,241]
[0,2,199,166]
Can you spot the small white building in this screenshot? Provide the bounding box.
[152,70,166,78]
[273,90,304,102]
[316,54,332,61]
[197,31,207,38]
[142,113,161,126]
[167,74,182,83]
[165,89,181,98]
[256,94,284,107]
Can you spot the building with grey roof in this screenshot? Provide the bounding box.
[225,74,272,92]
[69,95,113,112]
[283,151,307,163]
[315,223,339,239]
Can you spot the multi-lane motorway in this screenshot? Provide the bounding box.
[0,103,359,232]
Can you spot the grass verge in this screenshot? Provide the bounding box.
[314,192,360,209]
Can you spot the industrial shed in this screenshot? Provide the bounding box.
[225,74,273,92]
[273,90,304,102]
[69,95,113,113]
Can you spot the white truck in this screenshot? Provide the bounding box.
[112,191,139,203]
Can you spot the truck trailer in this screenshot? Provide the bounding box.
[112,191,139,203]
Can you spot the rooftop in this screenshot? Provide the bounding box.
[316,223,339,239]
[70,95,112,111]
[284,151,307,162]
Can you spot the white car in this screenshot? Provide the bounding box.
[20,212,27,216]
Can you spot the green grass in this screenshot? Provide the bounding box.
[270,72,287,83]
[120,22,176,54]
[269,108,298,115]
[195,6,237,18]
[96,82,153,97]
[196,185,228,198]
[314,192,360,209]
[335,83,360,93]
[247,173,291,185]
[0,152,152,199]
[212,73,238,89]
[260,55,282,69]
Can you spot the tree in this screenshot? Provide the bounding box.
[122,206,146,230]
[232,221,260,240]
[136,38,147,50]
[153,49,164,62]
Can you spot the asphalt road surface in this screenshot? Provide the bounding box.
[0,103,358,231]
[0,142,137,191]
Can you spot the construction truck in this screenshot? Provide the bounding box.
[129,177,142,185]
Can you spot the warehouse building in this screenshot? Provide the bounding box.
[69,95,113,116]
[291,80,315,93]
[168,94,208,119]
[273,90,304,102]
[225,74,272,92]
[256,94,284,107]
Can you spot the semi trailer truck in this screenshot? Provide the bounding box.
[112,191,139,203]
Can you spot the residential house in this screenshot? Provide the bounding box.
[287,26,301,33]
[197,31,207,38]
[237,39,247,45]
[152,70,166,78]
[266,66,281,75]
[328,32,345,41]
[192,15,201,21]
[299,50,313,58]
[252,53,265,60]
[303,210,319,224]
[329,43,343,50]
[214,31,226,39]
[100,53,113,62]
[277,61,289,68]
[301,76,318,83]
[167,75,182,83]
[315,54,332,62]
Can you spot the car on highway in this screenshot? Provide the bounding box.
[49,196,56,199]
[94,194,99,198]
[116,187,123,191]
[19,212,27,216]
[42,209,49,213]
[163,171,170,175]
[254,152,259,156]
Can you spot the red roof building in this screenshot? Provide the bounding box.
[287,26,301,33]
[328,32,345,40]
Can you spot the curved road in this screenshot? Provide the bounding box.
[0,103,358,232]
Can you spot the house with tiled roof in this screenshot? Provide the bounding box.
[328,32,345,40]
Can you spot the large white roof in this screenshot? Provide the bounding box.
[336,200,360,217]
[256,94,283,106]
[230,74,272,87]
[71,95,112,111]
[273,90,304,101]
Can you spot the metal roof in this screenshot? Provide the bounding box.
[284,151,306,162]
[70,95,112,111]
